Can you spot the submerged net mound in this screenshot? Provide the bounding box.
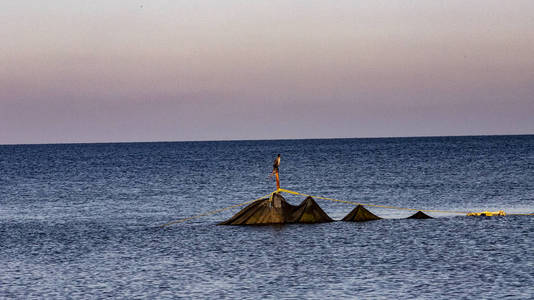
[342,205,382,222]
[219,193,333,225]
[291,196,334,223]
[407,211,432,219]
[218,193,293,225]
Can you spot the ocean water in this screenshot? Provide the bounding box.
[1,135,533,299]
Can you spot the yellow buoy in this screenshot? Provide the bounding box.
[467,210,506,217]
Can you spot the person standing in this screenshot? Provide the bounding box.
[270,154,281,189]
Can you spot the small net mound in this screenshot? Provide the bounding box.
[219,194,332,225]
[291,196,333,223]
[407,211,432,219]
[342,205,382,222]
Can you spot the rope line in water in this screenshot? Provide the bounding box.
[161,189,533,226]
[277,188,469,214]
[160,192,274,228]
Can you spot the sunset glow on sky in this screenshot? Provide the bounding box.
[1,0,533,144]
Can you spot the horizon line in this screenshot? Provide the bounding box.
[1,133,533,146]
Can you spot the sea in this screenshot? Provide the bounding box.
[1,135,533,299]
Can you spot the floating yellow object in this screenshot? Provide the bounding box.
[467,210,506,217]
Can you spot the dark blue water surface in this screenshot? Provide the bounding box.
[1,135,533,299]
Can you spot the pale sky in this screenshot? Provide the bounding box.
[1,0,533,144]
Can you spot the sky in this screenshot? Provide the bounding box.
[1,0,533,144]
